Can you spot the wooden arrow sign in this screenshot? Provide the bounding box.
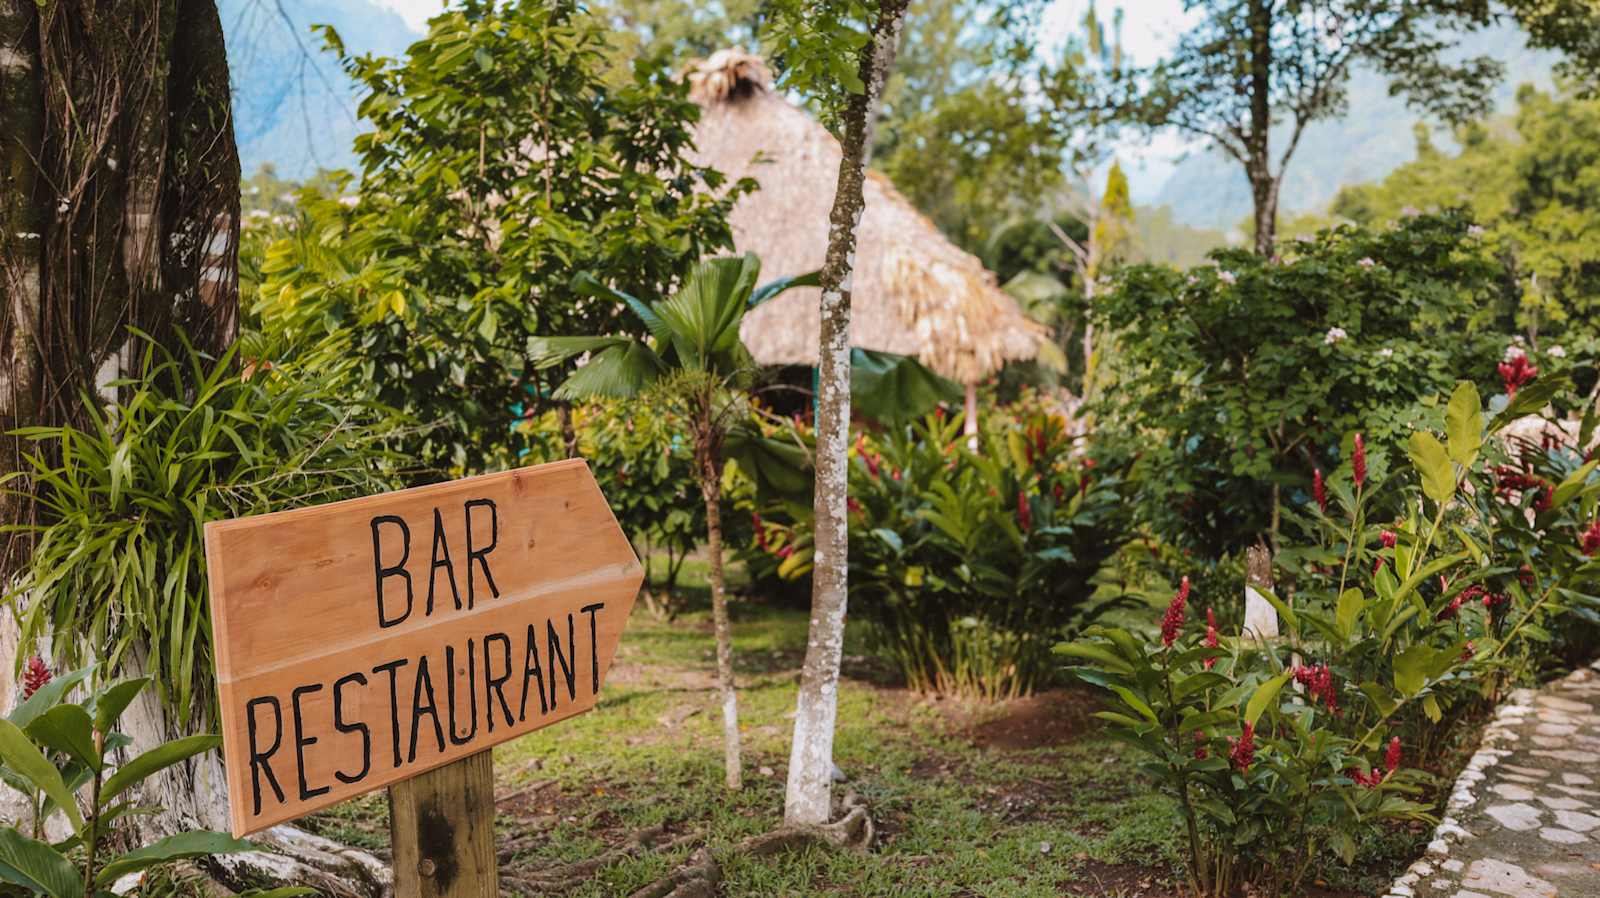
[204,459,642,837]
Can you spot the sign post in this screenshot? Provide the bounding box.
[204,459,643,894]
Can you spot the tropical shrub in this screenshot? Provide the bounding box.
[0,665,300,898]
[2,334,397,721]
[1092,212,1513,557]
[1060,379,1600,897]
[519,399,705,613]
[847,407,1130,700]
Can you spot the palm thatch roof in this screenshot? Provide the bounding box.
[684,50,1044,385]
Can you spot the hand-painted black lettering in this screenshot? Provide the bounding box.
[427,506,461,614]
[548,614,577,710]
[372,658,409,768]
[581,602,605,695]
[333,672,372,785]
[371,515,413,627]
[246,696,286,816]
[408,654,446,762]
[520,623,547,719]
[446,640,478,746]
[464,498,500,609]
[484,632,515,732]
[290,684,330,801]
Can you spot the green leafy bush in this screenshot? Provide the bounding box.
[848,406,1130,700]
[0,666,275,898]
[1060,380,1600,897]
[1093,212,1512,557]
[2,334,397,719]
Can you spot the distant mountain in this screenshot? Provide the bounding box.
[220,0,420,180]
[1151,25,1561,232]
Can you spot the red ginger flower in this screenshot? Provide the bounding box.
[847,497,863,515]
[1499,353,1538,397]
[1203,608,1219,669]
[1380,530,1397,549]
[1161,576,1191,647]
[22,656,50,699]
[1583,519,1600,556]
[1194,730,1208,759]
[1385,736,1403,775]
[1349,767,1382,788]
[752,512,769,551]
[1313,468,1328,513]
[1017,490,1032,533]
[1352,433,1367,490]
[1438,591,1466,621]
[1229,722,1255,771]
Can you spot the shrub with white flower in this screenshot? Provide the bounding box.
[1357,257,1376,270]
[1324,326,1348,346]
[1218,270,1237,286]
[1378,347,1395,358]
[1549,345,1567,358]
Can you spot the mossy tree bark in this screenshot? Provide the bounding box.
[2,3,386,892]
[784,0,911,827]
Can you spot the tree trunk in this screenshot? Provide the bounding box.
[784,0,911,827]
[1,3,385,891]
[699,433,741,790]
[1246,0,1276,256]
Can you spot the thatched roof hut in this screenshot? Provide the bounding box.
[684,50,1044,388]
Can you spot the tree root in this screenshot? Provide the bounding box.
[209,825,393,898]
[625,791,874,898]
[501,824,700,893]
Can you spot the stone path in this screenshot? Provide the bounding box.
[1388,662,1600,898]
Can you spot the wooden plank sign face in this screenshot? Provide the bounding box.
[204,459,642,836]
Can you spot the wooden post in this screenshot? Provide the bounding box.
[1243,543,1278,640]
[389,751,498,898]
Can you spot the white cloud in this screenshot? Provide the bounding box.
[375,0,444,32]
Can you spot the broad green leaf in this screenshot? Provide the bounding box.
[1394,645,1433,697]
[1053,642,1135,675]
[91,677,150,733]
[1336,588,1365,640]
[1245,670,1293,726]
[23,705,98,770]
[0,719,83,830]
[94,831,256,886]
[0,828,82,898]
[1551,460,1599,509]
[1445,381,1482,466]
[102,734,221,803]
[1407,431,1455,503]
[1423,694,1442,723]
[6,667,93,729]
[1109,685,1159,724]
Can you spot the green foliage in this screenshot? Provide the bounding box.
[2,333,396,719]
[1092,213,1511,555]
[844,404,1131,700]
[258,0,744,475]
[1060,380,1600,897]
[1331,87,1600,348]
[0,672,255,898]
[1501,0,1600,94]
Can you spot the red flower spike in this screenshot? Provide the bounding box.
[1385,736,1402,775]
[1161,576,1190,647]
[1380,530,1397,549]
[1017,490,1032,534]
[1313,468,1328,513]
[1229,722,1256,771]
[1203,608,1219,668]
[22,656,50,699]
[1352,433,1367,490]
[847,497,863,515]
[1583,519,1600,556]
[1499,353,1538,397]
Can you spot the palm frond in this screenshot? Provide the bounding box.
[552,341,667,400]
[527,336,634,370]
[749,268,821,307]
[655,255,760,371]
[572,273,672,345]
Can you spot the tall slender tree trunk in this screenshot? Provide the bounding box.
[698,419,741,789]
[1246,0,1276,256]
[784,0,911,827]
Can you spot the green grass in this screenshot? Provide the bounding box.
[280,557,1417,897]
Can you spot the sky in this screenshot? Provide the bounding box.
[371,0,1196,198]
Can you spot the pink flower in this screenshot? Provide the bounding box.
[1385,736,1402,775]
[1352,433,1367,490]
[1313,468,1327,513]
[1161,576,1190,647]
[22,657,50,700]
[1229,722,1255,771]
